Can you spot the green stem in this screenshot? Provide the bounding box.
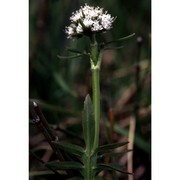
[83,34,102,180]
[84,153,94,180]
[90,34,101,152]
[90,34,98,65]
[92,68,100,151]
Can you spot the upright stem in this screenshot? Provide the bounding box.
[83,35,102,180]
[92,68,100,150]
[90,34,101,152]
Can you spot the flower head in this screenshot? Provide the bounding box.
[65,4,115,38]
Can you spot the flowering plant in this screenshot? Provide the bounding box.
[65,4,115,38]
[31,4,135,180]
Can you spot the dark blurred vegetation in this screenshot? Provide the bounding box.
[29,0,151,179]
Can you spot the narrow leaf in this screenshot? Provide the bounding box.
[105,33,135,45]
[52,141,84,157]
[82,94,95,152]
[98,150,132,159]
[105,122,150,154]
[96,142,129,153]
[113,123,151,154]
[67,48,88,56]
[67,48,84,54]
[29,170,66,177]
[95,163,133,175]
[45,161,84,170]
[57,54,83,60]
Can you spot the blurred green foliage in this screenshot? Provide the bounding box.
[29,0,151,179]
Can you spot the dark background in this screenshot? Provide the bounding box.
[29,0,151,179]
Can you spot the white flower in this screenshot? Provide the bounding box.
[101,14,114,30]
[65,26,74,38]
[76,23,83,33]
[65,4,115,38]
[91,20,103,31]
[70,11,83,22]
[83,18,93,28]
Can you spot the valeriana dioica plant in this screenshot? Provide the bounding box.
[31,4,135,180]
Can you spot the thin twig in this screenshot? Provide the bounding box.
[127,116,136,180]
[31,102,65,162]
[30,103,77,177]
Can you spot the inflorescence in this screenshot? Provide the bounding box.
[65,4,115,38]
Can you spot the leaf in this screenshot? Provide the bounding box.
[29,170,66,177]
[67,48,88,57]
[82,94,95,152]
[105,33,135,45]
[52,141,84,157]
[98,150,132,159]
[95,142,129,153]
[95,163,133,175]
[105,122,150,154]
[67,48,84,54]
[53,72,77,97]
[113,123,151,154]
[45,161,84,170]
[57,54,83,60]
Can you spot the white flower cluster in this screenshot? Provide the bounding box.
[65,4,115,38]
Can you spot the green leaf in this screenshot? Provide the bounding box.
[95,142,129,153]
[29,170,66,177]
[52,141,84,157]
[95,163,133,175]
[67,48,88,56]
[45,161,84,170]
[82,94,95,152]
[105,122,150,154]
[105,33,135,45]
[98,150,132,159]
[67,48,84,54]
[113,123,151,154]
[57,54,83,60]
[53,72,77,97]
